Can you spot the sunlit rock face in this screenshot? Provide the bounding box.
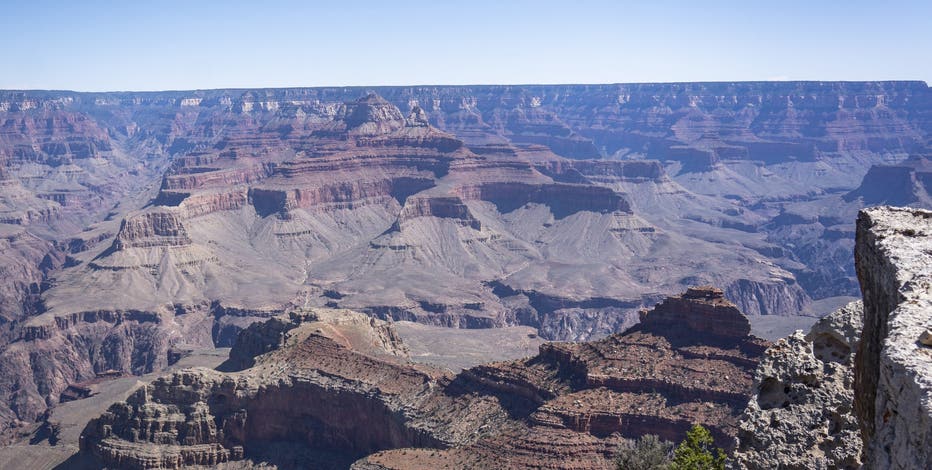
[732,300,863,470]
[854,206,932,469]
[79,288,768,470]
[0,82,930,441]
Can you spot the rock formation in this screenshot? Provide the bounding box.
[639,286,752,339]
[78,288,768,469]
[854,206,932,469]
[845,155,932,207]
[81,309,435,469]
[732,301,863,469]
[1,82,930,440]
[733,206,932,469]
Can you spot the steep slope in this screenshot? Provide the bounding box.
[79,287,768,470]
[854,207,932,469]
[0,82,930,440]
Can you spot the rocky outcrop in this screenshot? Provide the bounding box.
[854,206,932,469]
[396,195,481,230]
[79,289,768,469]
[79,309,475,469]
[354,287,768,469]
[640,286,751,340]
[845,155,932,207]
[111,211,192,250]
[343,94,407,135]
[221,309,409,371]
[736,206,932,469]
[732,301,863,469]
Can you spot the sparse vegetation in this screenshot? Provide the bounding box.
[671,424,726,470]
[614,434,673,470]
[614,425,727,470]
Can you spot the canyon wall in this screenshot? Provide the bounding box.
[79,288,768,469]
[1,82,930,442]
[854,207,932,469]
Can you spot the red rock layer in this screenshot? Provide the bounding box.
[639,286,752,341]
[80,289,768,469]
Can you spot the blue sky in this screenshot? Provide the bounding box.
[2,0,930,91]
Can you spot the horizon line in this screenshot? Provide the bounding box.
[1,79,929,95]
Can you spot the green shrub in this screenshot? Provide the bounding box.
[615,434,673,470]
[671,424,726,470]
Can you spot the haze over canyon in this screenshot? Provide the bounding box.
[0,81,930,469]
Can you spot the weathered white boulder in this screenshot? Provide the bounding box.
[732,301,863,469]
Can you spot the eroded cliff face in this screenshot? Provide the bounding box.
[0,305,205,441]
[1,82,929,442]
[79,288,768,469]
[854,206,932,469]
[79,309,500,469]
[732,301,863,469]
[733,206,932,469]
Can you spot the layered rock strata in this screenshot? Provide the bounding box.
[2,82,928,442]
[38,91,805,346]
[79,309,501,468]
[357,287,769,469]
[79,288,768,469]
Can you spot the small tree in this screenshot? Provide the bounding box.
[671,424,726,470]
[615,434,673,470]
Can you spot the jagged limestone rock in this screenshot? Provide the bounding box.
[732,301,863,469]
[854,206,932,469]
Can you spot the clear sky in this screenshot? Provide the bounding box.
[2,0,930,91]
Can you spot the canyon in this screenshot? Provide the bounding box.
[78,287,768,469]
[0,82,930,467]
[7,208,929,469]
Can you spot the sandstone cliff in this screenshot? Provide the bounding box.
[79,288,768,469]
[1,82,929,442]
